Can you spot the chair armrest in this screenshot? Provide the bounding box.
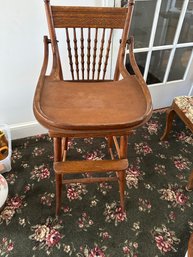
[33,36,50,122]
[126,36,152,116]
[40,36,50,78]
[128,36,145,84]
[119,37,152,113]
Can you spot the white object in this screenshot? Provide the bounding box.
[0,174,8,209]
[0,124,12,173]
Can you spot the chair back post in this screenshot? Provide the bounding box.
[44,0,63,80]
[114,0,135,81]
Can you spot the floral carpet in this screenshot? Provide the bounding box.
[0,112,193,257]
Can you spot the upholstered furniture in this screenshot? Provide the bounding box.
[161,96,193,190]
[33,0,152,215]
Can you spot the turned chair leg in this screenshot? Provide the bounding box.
[108,136,114,159]
[62,137,68,161]
[55,173,62,215]
[118,135,128,211]
[54,137,63,215]
[160,108,176,141]
[107,136,113,149]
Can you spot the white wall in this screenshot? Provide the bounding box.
[0,0,105,139]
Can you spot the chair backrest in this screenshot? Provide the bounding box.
[44,0,135,81]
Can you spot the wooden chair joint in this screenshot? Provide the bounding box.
[119,38,131,45]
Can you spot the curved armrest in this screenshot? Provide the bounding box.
[128,36,145,84]
[128,36,152,114]
[40,36,50,78]
[33,36,50,120]
[33,35,63,127]
[118,36,152,115]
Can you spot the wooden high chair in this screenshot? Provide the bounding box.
[33,0,152,215]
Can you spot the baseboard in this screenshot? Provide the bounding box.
[9,121,47,140]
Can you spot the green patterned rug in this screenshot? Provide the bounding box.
[0,112,193,257]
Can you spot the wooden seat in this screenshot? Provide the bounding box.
[38,76,148,130]
[161,96,193,191]
[33,0,152,215]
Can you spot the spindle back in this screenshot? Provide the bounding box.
[44,1,134,81]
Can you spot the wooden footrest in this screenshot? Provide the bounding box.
[54,159,128,174]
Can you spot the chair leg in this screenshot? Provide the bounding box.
[108,136,114,159]
[118,135,128,211]
[107,136,113,149]
[186,170,193,191]
[160,108,176,141]
[54,137,62,215]
[62,137,68,161]
[55,173,62,215]
[118,170,126,210]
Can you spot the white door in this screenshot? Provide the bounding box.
[113,0,193,109]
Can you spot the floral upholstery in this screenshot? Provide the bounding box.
[174,96,193,124]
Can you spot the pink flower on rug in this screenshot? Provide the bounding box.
[122,240,138,256]
[67,187,79,200]
[123,246,130,254]
[46,229,61,247]
[63,206,71,213]
[143,144,152,154]
[175,192,187,205]
[66,183,87,201]
[101,232,111,240]
[24,184,31,193]
[7,242,14,251]
[39,168,50,179]
[0,238,14,255]
[152,225,180,254]
[77,212,94,231]
[89,246,106,257]
[155,235,171,253]
[104,202,127,226]
[115,207,127,222]
[9,196,23,209]
[174,160,187,170]
[31,165,50,181]
[128,166,140,176]
[172,155,191,171]
[134,142,152,156]
[168,211,176,222]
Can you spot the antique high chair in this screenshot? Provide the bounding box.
[33,0,152,215]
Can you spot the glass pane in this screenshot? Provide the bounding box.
[125,52,147,76]
[168,47,192,81]
[122,0,157,48]
[147,50,171,84]
[178,1,193,43]
[154,0,183,46]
